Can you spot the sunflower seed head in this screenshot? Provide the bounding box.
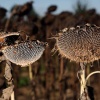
[54,24,100,63]
[2,40,47,67]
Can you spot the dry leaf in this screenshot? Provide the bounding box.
[80,88,90,100]
[1,85,14,100]
[4,61,12,81]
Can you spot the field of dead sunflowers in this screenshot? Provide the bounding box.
[0,1,100,100]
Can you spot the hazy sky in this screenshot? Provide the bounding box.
[0,0,100,16]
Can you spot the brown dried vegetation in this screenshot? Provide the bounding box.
[0,1,100,100]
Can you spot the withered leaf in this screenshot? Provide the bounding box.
[1,85,14,100]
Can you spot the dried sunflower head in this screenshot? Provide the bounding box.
[2,40,48,67]
[53,24,100,63]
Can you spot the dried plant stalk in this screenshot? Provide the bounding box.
[29,64,33,80]
[2,5,23,100]
[59,58,64,80]
[4,5,16,31]
[85,71,100,85]
[1,85,14,100]
[0,32,20,100]
[80,63,86,95]
[0,60,14,100]
[11,91,15,100]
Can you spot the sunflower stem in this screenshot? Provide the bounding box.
[80,63,86,96]
[29,64,33,80]
[11,91,15,100]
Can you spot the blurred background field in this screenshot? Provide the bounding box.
[0,0,100,100]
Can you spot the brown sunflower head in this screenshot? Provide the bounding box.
[53,24,100,63]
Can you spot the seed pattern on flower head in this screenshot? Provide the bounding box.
[2,40,47,67]
[54,24,100,62]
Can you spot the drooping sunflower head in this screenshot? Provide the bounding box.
[53,24,100,63]
[2,40,48,67]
